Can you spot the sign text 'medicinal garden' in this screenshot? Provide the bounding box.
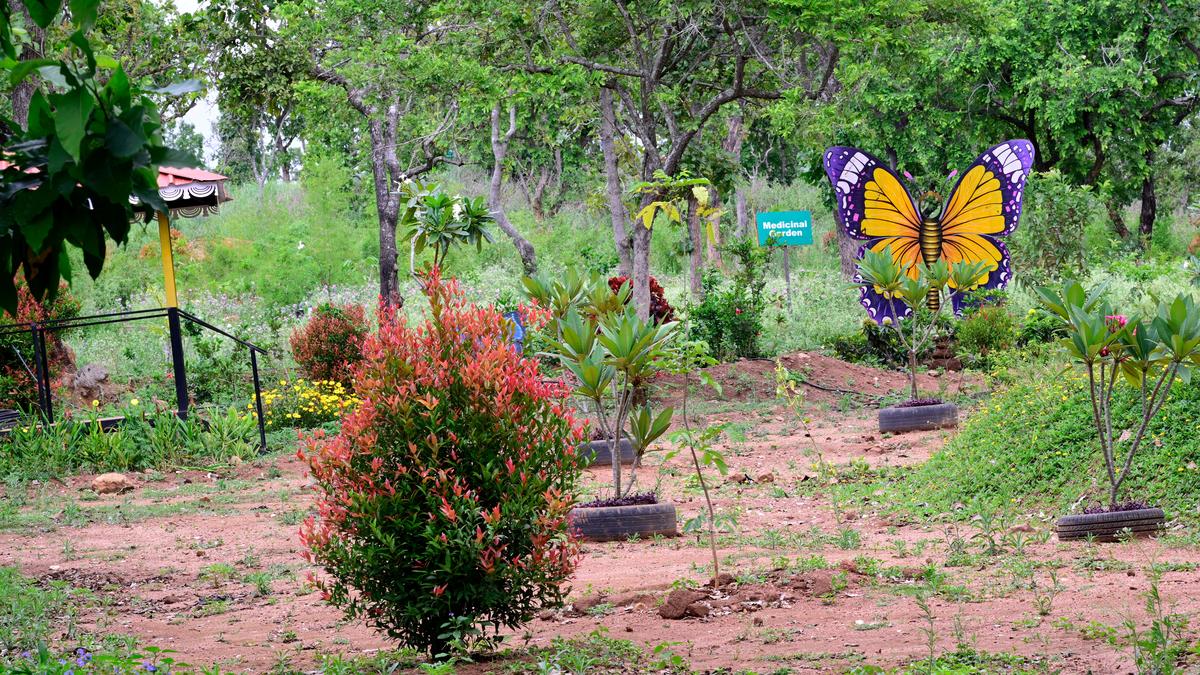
[756,211,813,246]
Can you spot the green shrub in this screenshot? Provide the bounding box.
[300,272,585,657]
[956,304,1016,365]
[689,237,772,361]
[829,318,908,367]
[1012,170,1095,282]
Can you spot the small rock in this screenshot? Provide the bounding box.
[229,456,243,466]
[705,572,736,588]
[182,477,192,485]
[536,609,556,621]
[756,472,775,484]
[92,473,135,495]
[842,510,859,521]
[658,589,708,620]
[685,601,710,617]
[752,617,764,627]
[625,626,633,632]
[727,473,751,484]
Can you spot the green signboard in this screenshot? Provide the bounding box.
[756,211,813,246]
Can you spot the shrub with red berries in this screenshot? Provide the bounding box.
[608,275,675,323]
[289,303,369,386]
[299,270,585,656]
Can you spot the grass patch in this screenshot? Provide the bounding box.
[848,366,1200,521]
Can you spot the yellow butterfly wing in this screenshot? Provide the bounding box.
[862,167,922,278]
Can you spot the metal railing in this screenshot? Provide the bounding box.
[0,306,268,450]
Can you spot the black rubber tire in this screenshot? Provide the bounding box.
[1056,508,1165,541]
[578,439,637,466]
[569,503,678,542]
[878,402,958,434]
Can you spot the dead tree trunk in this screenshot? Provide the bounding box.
[489,103,538,275]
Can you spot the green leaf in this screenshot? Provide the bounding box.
[105,118,147,158]
[49,87,95,161]
[146,79,203,96]
[68,0,99,28]
[22,0,64,29]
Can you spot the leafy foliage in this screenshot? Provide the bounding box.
[300,271,585,656]
[289,303,368,386]
[689,236,773,361]
[0,0,196,313]
[0,279,80,411]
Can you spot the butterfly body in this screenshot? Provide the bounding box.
[823,140,1035,322]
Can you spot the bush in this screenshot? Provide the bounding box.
[956,304,1017,365]
[688,237,771,361]
[289,303,369,386]
[1011,170,1095,281]
[258,378,358,431]
[829,318,908,367]
[0,280,80,411]
[300,272,586,657]
[607,275,675,323]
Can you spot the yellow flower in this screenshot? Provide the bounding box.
[130,398,140,407]
[91,399,99,407]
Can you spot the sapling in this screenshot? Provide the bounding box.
[1037,281,1200,509]
[662,336,728,586]
[540,277,677,497]
[855,247,991,401]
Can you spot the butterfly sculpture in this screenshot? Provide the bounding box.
[823,140,1035,322]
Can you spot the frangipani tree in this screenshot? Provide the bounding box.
[1037,281,1200,509]
[526,273,676,498]
[399,181,493,274]
[855,247,991,400]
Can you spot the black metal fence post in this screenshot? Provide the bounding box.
[30,324,53,423]
[250,348,267,452]
[167,307,189,419]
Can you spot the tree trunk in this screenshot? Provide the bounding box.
[686,194,704,300]
[600,87,633,276]
[631,193,654,320]
[368,119,401,307]
[735,188,749,239]
[7,0,42,129]
[1106,200,1131,240]
[490,104,538,275]
[836,224,859,280]
[1139,160,1156,248]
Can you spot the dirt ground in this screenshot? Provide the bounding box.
[2,352,1197,673]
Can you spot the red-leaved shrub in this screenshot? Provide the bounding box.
[608,275,675,323]
[299,271,585,655]
[289,303,368,385]
[0,279,80,410]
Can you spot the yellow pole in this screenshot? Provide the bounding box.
[157,211,178,308]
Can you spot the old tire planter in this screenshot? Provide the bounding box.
[878,402,957,434]
[577,439,636,467]
[569,503,677,542]
[1055,508,1165,542]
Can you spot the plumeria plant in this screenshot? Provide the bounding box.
[535,277,678,498]
[1037,280,1200,510]
[855,246,991,401]
[399,180,494,273]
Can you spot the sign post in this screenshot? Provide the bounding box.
[756,211,813,310]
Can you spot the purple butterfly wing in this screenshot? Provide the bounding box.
[823,146,915,241]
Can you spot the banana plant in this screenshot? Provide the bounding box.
[1037,281,1200,508]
